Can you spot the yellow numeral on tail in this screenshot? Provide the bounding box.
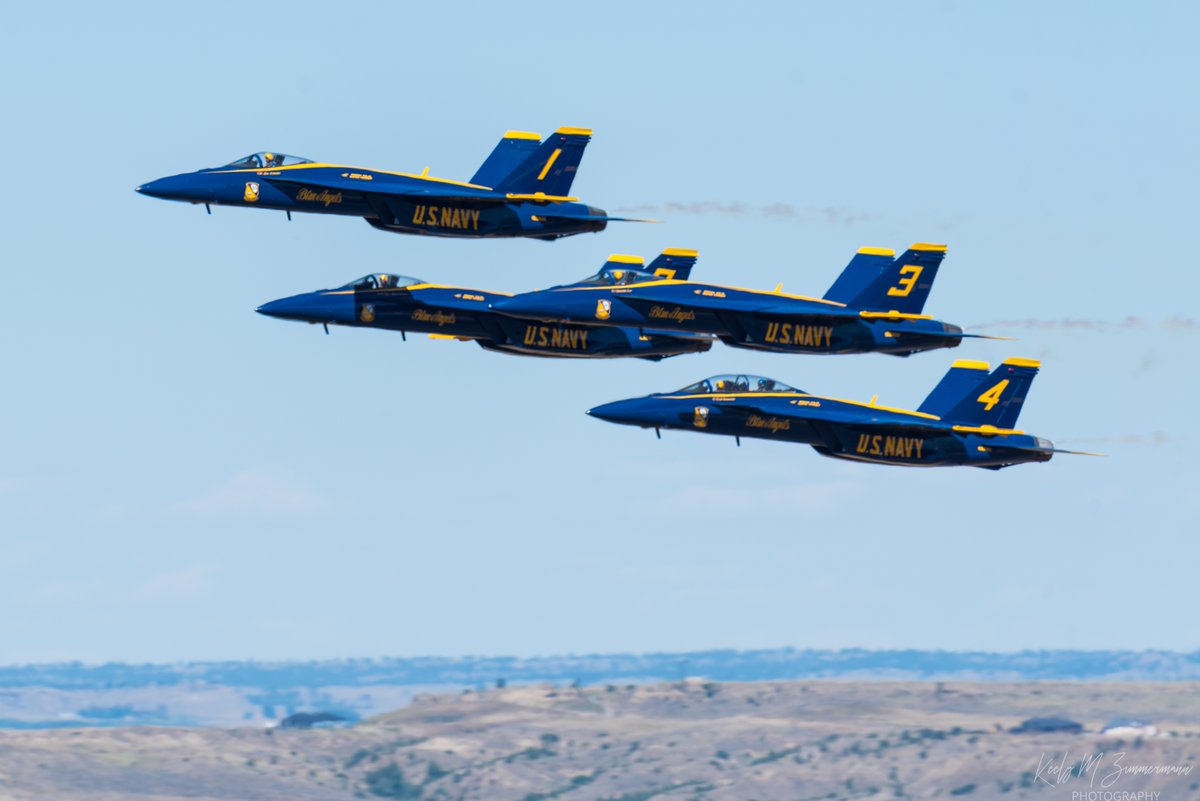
[887,265,924,297]
[976,379,1009,411]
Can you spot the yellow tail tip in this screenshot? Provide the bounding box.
[503,130,541,140]
[606,254,644,264]
[910,242,948,252]
[951,359,990,370]
[555,126,593,136]
[661,247,699,257]
[1003,357,1041,368]
[857,246,896,256]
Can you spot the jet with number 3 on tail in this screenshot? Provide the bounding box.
[136,128,652,240]
[587,358,1102,469]
[494,243,1003,355]
[255,249,712,361]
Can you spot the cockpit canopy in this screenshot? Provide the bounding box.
[339,274,422,291]
[224,152,314,169]
[572,267,661,287]
[675,374,802,395]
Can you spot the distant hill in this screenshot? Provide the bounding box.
[2,648,1199,729]
[0,680,1197,800]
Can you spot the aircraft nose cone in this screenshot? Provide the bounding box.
[256,292,355,325]
[136,173,213,202]
[135,176,184,200]
[586,399,648,426]
[135,177,175,199]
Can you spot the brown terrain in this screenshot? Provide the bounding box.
[0,680,1196,801]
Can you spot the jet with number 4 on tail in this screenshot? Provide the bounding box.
[135,128,652,240]
[493,243,1001,355]
[255,249,712,361]
[587,358,1102,469]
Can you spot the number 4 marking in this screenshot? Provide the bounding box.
[976,379,1009,411]
[887,265,924,297]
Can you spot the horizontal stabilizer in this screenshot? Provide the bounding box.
[885,329,1015,341]
[534,212,661,224]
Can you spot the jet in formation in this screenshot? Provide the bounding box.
[136,128,650,240]
[493,243,1001,356]
[255,249,712,361]
[587,358,1099,469]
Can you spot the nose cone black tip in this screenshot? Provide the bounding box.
[586,401,634,424]
[135,178,170,199]
[255,292,355,324]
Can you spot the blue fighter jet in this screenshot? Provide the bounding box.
[256,249,712,361]
[587,358,1100,469]
[493,243,999,355]
[136,128,650,240]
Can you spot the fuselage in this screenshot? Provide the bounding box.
[136,161,607,240]
[493,280,964,355]
[588,385,1054,468]
[257,278,711,360]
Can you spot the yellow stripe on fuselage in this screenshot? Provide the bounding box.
[322,285,515,298]
[211,162,493,191]
[555,279,845,306]
[663,392,940,420]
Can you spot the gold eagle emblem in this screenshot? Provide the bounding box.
[243,182,260,202]
[595,299,612,321]
[693,406,710,428]
[360,304,375,323]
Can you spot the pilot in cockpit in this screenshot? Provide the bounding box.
[263,152,283,168]
[757,378,775,392]
[376,275,395,288]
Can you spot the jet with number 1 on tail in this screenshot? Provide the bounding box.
[494,243,1004,355]
[135,128,653,240]
[255,249,712,361]
[587,358,1103,469]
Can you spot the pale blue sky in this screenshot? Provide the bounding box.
[1,2,1196,663]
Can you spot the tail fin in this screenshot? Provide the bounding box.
[470,130,542,187]
[833,243,947,313]
[645,248,698,280]
[942,357,1041,428]
[496,127,592,197]
[917,359,992,417]
[601,253,646,272]
[823,246,896,305]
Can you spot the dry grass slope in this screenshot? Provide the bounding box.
[0,681,1197,801]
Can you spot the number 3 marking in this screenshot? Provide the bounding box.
[887,265,924,297]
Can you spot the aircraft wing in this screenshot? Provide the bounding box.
[262,173,506,203]
[534,210,660,223]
